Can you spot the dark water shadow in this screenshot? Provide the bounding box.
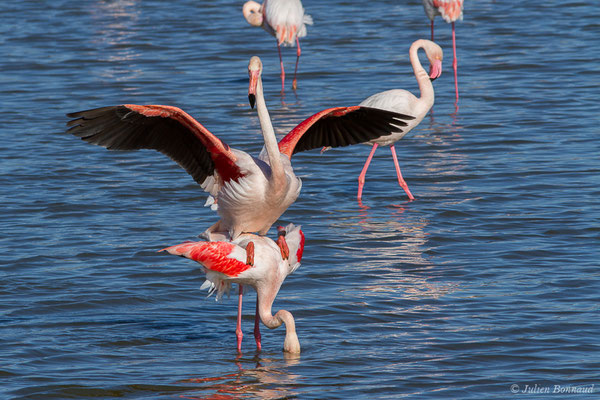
[176,353,301,399]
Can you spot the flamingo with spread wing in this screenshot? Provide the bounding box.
[67,56,414,240]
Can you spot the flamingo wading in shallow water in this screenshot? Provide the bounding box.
[422,0,463,102]
[161,224,305,353]
[357,39,443,202]
[243,0,313,91]
[67,56,414,240]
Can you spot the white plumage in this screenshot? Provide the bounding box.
[356,39,444,201]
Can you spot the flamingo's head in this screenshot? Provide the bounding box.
[243,1,263,27]
[248,56,263,109]
[424,40,443,81]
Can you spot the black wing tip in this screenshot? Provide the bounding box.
[66,105,124,118]
[66,111,81,119]
[364,106,416,121]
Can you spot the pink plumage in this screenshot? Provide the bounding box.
[161,241,251,278]
[161,224,306,353]
[432,0,464,23]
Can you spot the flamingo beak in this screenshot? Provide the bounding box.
[248,70,259,109]
[429,59,442,81]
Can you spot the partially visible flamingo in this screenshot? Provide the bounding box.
[422,0,463,102]
[67,56,414,241]
[161,223,305,353]
[357,39,443,202]
[243,0,313,91]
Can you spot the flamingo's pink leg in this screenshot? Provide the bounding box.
[292,37,301,91]
[390,145,415,200]
[357,143,379,201]
[253,296,262,351]
[236,285,243,353]
[277,41,285,92]
[452,22,459,102]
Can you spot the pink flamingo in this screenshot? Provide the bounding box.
[161,223,305,353]
[67,56,414,240]
[243,0,313,91]
[357,39,443,202]
[422,0,463,102]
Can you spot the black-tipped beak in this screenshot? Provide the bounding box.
[429,59,443,82]
[277,225,288,237]
[248,94,256,109]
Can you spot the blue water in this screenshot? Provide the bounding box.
[2,0,599,399]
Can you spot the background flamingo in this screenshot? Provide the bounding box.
[161,223,305,353]
[357,39,443,202]
[422,0,463,102]
[67,56,414,240]
[243,0,313,91]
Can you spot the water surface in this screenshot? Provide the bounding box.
[1,0,599,398]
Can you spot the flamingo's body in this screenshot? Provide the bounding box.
[422,0,463,102]
[161,223,305,353]
[67,57,414,240]
[243,0,313,91]
[357,39,443,201]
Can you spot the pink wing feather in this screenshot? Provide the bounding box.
[433,0,464,22]
[67,104,244,186]
[161,241,252,277]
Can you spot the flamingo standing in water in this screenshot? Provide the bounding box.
[357,39,443,202]
[422,0,463,102]
[243,0,313,91]
[161,223,305,353]
[67,56,414,240]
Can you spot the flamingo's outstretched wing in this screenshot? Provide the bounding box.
[161,241,252,278]
[278,106,415,158]
[66,104,243,187]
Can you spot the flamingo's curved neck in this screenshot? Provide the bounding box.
[256,76,285,184]
[409,41,434,106]
[257,284,301,353]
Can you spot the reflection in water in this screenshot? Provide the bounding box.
[331,202,458,304]
[415,108,471,204]
[88,0,143,84]
[338,204,431,267]
[424,106,465,141]
[328,111,469,307]
[279,89,301,108]
[178,355,300,399]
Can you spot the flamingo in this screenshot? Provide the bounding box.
[356,39,443,202]
[161,223,305,353]
[243,0,313,91]
[66,56,414,241]
[422,0,463,102]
